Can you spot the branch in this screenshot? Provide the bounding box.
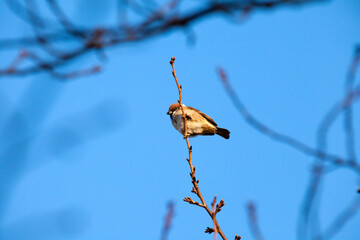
[0,0,326,79]
[170,57,237,240]
[343,46,360,164]
[298,46,360,240]
[217,46,360,240]
[217,67,360,173]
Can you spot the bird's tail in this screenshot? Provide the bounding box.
[216,127,230,139]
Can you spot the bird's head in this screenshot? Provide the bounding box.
[167,103,181,115]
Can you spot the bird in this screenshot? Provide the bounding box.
[166,103,230,139]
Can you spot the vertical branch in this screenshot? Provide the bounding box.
[160,201,175,240]
[246,202,265,240]
[212,196,218,240]
[169,57,187,138]
[344,47,360,164]
[169,57,233,240]
[297,165,324,240]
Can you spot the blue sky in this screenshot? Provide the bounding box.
[0,0,359,240]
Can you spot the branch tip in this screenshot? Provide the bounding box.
[170,57,175,65]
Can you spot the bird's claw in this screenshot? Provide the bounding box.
[183,132,190,138]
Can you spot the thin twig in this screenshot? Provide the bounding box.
[212,196,218,240]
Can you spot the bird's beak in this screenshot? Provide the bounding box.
[166,111,171,115]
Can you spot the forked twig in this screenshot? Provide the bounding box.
[169,57,238,240]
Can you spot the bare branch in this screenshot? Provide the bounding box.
[218,46,360,240]
[170,57,231,240]
[0,0,326,79]
[217,67,360,173]
[212,196,218,240]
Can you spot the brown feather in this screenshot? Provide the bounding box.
[186,106,218,126]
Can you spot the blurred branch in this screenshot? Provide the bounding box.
[218,45,360,240]
[170,57,238,240]
[4,0,51,28]
[314,197,360,240]
[0,0,327,79]
[217,67,360,173]
[2,49,101,79]
[298,46,360,240]
[25,0,64,58]
[297,163,324,240]
[343,46,360,164]
[160,201,174,240]
[46,0,86,38]
[246,202,265,240]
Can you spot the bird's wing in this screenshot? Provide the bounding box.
[187,106,217,126]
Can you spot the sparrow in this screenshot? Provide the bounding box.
[166,103,230,139]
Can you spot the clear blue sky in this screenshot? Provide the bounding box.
[0,0,359,240]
